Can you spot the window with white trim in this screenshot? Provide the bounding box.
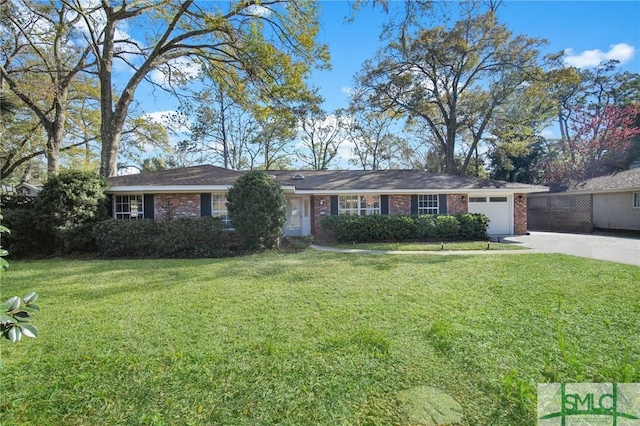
[114,195,143,220]
[418,194,439,215]
[338,195,380,216]
[634,192,640,208]
[212,193,233,228]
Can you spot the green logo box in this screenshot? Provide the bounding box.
[538,383,640,425]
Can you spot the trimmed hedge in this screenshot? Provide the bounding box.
[92,217,230,258]
[321,213,489,242]
[1,195,55,257]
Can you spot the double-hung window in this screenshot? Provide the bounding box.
[634,192,640,208]
[418,194,438,215]
[212,193,233,228]
[114,195,143,220]
[338,195,380,216]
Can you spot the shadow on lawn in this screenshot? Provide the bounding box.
[342,253,477,270]
[8,251,479,302]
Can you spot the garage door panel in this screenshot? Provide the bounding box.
[468,195,511,234]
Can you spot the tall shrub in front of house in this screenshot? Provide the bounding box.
[226,171,287,250]
[0,194,49,257]
[35,170,108,253]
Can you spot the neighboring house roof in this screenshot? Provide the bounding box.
[542,168,640,194]
[106,164,548,194]
[15,182,42,195]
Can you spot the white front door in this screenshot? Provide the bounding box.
[468,195,512,235]
[284,197,311,236]
[284,198,303,236]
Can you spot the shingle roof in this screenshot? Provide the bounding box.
[107,165,548,192]
[267,169,546,191]
[546,168,640,193]
[107,165,244,186]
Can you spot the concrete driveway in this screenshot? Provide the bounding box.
[503,231,640,267]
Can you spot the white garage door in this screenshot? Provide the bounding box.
[468,195,512,235]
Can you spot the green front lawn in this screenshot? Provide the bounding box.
[1,252,638,425]
[334,241,528,251]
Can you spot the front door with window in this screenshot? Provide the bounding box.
[284,197,311,236]
[284,198,303,236]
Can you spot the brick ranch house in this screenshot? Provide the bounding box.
[106,165,548,240]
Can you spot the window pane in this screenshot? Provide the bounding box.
[418,194,438,214]
[339,195,380,215]
[114,194,143,220]
[212,193,233,228]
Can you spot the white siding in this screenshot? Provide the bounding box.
[593,192,640,231]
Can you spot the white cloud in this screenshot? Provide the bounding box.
[143,110,190,133]
[142,110,173,125]
[335,139,356,167]
[149,57,202,87]
[244,4,271,17]
[341,86,354,96]
[540,128,558,139]
[563,43,636,68]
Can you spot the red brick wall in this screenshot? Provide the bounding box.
[154,193,201,220]
[514,193,527,235]
[311,195,335,244]
[447,194,468,214]
[389,195,411,214]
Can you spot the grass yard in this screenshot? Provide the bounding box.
[1,251,638,425]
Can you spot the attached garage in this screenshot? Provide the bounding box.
[467,194,513,235]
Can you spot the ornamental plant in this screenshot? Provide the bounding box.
[1,292,39,342]
[226,171,287,250]
[0,212,40,342]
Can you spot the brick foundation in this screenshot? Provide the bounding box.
[514,193,527,235]
[154,193,201,221]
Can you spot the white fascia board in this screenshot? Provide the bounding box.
[292,188,547,195]
[107,185,232,193]
[529,187,639,197]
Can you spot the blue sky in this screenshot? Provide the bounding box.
[141,1,639,116]
[310,0,640,112]
[136,1,639,168]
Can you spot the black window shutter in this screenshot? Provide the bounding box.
[330,195,338,215]
[143,194,155,219]
[439,194,448,214]
[106,194,114,218]
[410,195,418,215]
[201,193,212,217]
[381,195,389,215]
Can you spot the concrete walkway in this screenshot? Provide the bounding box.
[312,232,640,267]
